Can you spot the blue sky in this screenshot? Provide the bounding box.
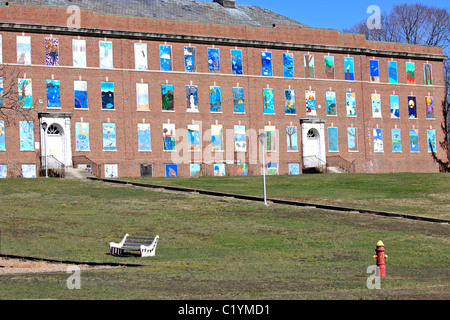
[200,0,450,31]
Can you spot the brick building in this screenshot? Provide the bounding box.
[0,0,447,178]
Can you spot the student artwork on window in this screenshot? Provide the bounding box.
[101,82,115,110]
[163,123,176,151]
[99,41,113,69]
[190,163,201,177]
[371,94,381,118]
[134,43,148,70]
[424,63,433,85]
[18,78,32,108]
[234,125,246,152]
[184,46,196,73]
[211,124,223,151]
[74,80,88,109]
[369,59,380,82]
[305,90,316,116]
[136,83,149,111]
[22,165,36,178]
[324,56,335,79]
[45,37,59,66]
[138,123,151,152]
[390,95,399,118]
[408,96,417,119]
[264,126,276,152]
[0,165,6,178]
[161,84,174,111]
[267,163,278,176]
[388,61,398,84]
[0,35,2,64]
[231,49,243,75]
[160,45,172,71]
[373,128,383,152]
[102,123,116,151]
[327,127,339,152]
[406,62,415,84]
[285,89,296,115]
[261,51,272,77]
[46,79,61,109]
[19,121,34,151]
[347,127,358,152]
[409,129,419,152]
[425,96,434,119]
[283,52,294,78]
[0,77,3,106]
[209,86,222,112]
[188,124,200,152]
[233,87,245,113]
[288,163,300,175]
[214,163,225,176]
[286,126,298,151]
[237,163,248,176]
[304,54,315,78]
[75,122,90,151]
[391,128,402,152]
[186,85,198,112]
[17,36,31,65]
[427,129,436,153]
[72,39,86,68]
[346,92,356,117]
[208,48,220,73]
[165,164,178,177]
[263,88,274,114]
[0,120,5,150]
[105,164,118,178]
[344,57,354,81]
[326,91,337,116]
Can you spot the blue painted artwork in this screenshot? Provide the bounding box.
[288,163,300,175]
[391,128,402,152]
[231,49,243,75]
[74,80,88,109]
[101,82,114,110]
[19,121,34,151]
[327,127,339,152]
[209,86,222,112]
[0,120,5,150]
[138,123,151,151]
[427,130,436,153]
[409,129,419,152]
[160,45,172,71]
[102,123,116,151]
[344,57,354,81]
[208,48,220,73]
[75,122,90,151]
[373,128,383,152]
[261,51,272,77]
[233,87,245,113]
[285,89,296,114]
[0,164,6,178]
[408,96,417,119]
[390,95,399,118]
[184,46,196,73]
[263,88,274,114]
[283,53,294,78]
[165,164,178,177]
[186,85,198,111]
[369,60,380,82]
[46,79,60,109]
[388,61,398,83]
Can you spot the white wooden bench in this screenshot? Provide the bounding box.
[109,234,159,257]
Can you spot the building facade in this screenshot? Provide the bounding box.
[0,0,447,178]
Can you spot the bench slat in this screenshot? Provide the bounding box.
[127,236,155,240]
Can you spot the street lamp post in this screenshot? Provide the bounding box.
[259,133,267,206]
[42,122,48,178]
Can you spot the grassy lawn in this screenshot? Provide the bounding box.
[0,177,449,300]
[123,173,450,221]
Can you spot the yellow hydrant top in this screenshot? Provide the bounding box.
[377,240,384,247]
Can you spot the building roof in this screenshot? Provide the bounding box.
[7,0,308,28]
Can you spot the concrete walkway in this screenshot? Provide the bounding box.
[64,167,96,179]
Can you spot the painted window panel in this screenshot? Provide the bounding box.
[105,164,118,178]
[408,96,417,119]
[373,128,383,152]
[347,127,358,152]
[74,80,88,109]
[22,165,36,178]
[136,83,149,111]
[391,128,402,152]
[45,37,59,66]
[208,48,220,73]
[304,54,315,78]
[138,123,151,152]
[17,36,31,65]
[324,56,335,79]
[99,41,113,69]
[406,62,415,84]
[344,57,354,80]
[346,92,356,117]
[371,93,381,118]
[186,85,198,112]
[369,59,380,82]
[268,163,278,175]
[231,49,243,75]
[265,125,276,152]
[214,163,225,176]
[285,89,296,115]
[427,129,436,153]
[102,123,116,151]
[161,84,174,111]
[101,82,115,110]
[286,126,298,151]
[184,46,196,73]
[0,164,6,178]
[283,52,294,78]
[188,124,201,152]
[327,127,339,152]
[0,120,5,150]
[0,35,2,64]
[237,163,248,176]
[190,163,201,177]
[165,164,178,177]
[46,79,61,109]
[289,163,300,175]
[73,39,86,68]
[263,88,274,114]
[19,121,34,151]
[211,124,223,151]
[160,45,172,71]
[424,63,433,85]
[425,96,434,119]
[163,123,176,151]
[305,90,316,116]
[390,95,399,119]
[409,129,419,152]
[234,125,246,152]
[134,43,148,70]
[75,122,90,151]
[18,78,32,108]
[0,77,3,106]
[232,87,245,113]
[261,51,272,77]
[388,61,398,83]
[326,91,337,116]
[209,86,222,112]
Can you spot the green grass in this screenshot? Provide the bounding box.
[0,177,449,300]
[123,173,450,220]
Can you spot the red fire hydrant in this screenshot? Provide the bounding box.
[373,240,388,277]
